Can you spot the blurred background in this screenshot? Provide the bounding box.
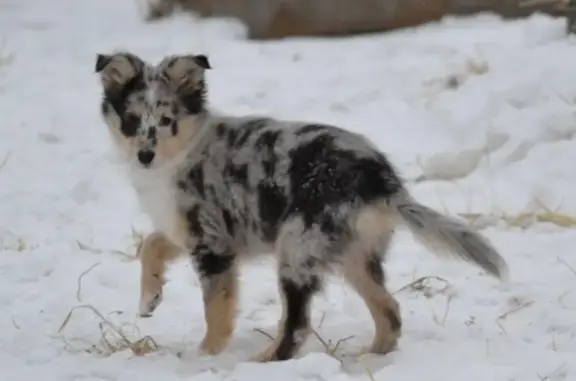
[143,0,569,39]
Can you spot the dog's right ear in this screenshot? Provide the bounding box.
[95,52,145,92]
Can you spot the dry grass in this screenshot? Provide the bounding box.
[253,324,377,379]
[253,326,354,364]
[56,262,161,358]
[537,362,568,381]
[494,299,535,336]
[58,304,159,357]
[412,131,576,231]
[310,329,355,360]
[393,275,452,299]
[76,261,101,302]
[394,275,455,329]
[557,258,576,311]
[431,181,576,230]
[557,256,576,277]
[76,226,144,261]
[458,208,576,230]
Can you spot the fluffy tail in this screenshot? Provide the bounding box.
[391,192,509,281]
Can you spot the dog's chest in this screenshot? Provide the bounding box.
[129,167,180,235]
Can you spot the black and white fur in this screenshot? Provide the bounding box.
[95,51,509,362]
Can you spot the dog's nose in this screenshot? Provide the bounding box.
[137,150,155,166]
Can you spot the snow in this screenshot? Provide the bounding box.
[1,0,576,379]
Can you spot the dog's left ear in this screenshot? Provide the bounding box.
[160,54,211,93]
[193,54,211,70]
[95,54,112,73]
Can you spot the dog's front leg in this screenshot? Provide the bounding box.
[138,231,183,317]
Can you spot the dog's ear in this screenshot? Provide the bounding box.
[95,52,145,93]
[95,54,112,73]
[193,54,211,70]
[160,54,211,92]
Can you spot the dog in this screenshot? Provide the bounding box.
[94,51,509,362]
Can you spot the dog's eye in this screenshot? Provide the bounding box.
[121,114,140,137]
[160,116,173,126]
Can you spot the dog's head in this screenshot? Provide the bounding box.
[95,51,211,168]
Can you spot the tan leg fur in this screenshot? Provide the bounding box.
[199,265,239,355]
[342,236,402,354]
[138,231,183,317]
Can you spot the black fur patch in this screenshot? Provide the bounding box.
[287,133,401,228]
[233,119,268,148]
[221,209,236,236]
[147,126,157,141]
[262,156,278,178]
[100,72,147,138]
[187,165,205,198]
[178,85,206,114]
[186,205,204,238]
[159,116,173,126]
[257,182,288,242]
[103,73,146,117]
[224,162,249,187]
[205,184,218,200]
[194,54,211,70]
[274,277,319,361]
[255,130,281,177]
[255,130,281,150]
[193,245,235,278]
[176,180,188,191]
[101,100,111,116]
[226,129,238,148]
[318,213,347,238]
[216,123,228,138]
[95,54,111,72]
[121,114,140,137]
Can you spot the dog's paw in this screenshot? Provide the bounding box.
[250,343,280,363]
[198,334,230,356]
[138,292,162,318]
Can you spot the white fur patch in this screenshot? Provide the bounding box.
[127,163,183,246]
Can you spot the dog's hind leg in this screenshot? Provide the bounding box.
[193,244,239,356]
[253,267,321,362]
[342,233,402,355]
[253,217,326,362]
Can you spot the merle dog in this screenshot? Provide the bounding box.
[95,51,508,362]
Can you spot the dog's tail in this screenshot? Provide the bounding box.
[389,191,509,281]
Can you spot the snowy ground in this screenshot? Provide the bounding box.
[1,0,576,380]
